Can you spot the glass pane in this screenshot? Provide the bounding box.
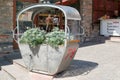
[16,1,38,33]
[67,20,80,35]
[18,9,34,33]
[67,20,80,40]
[17,6,65,34]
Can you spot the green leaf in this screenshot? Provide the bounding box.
[45,27,65,48]
[19,28,46,47]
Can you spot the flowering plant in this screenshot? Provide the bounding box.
[19,27,65,48]
[45,27,65,48]
[19,28,46,47]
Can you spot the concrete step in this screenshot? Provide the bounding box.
[0,51,21,70]
[0,71,3,80]
[109,37,120,42]
[29,72,53,80]
[1,51,53,80]
[2,65,30,80]
[0,69,15,80]
[0,57,11,70]
[13,59,27,71]
[1,64,53,80]
[13,59,54,80]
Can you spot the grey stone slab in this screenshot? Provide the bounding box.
[0,58,11,70]
[2,65,30,80]
[53,42,120,80]
[0,72,2,80]
[0,69,15,80]
[53,77,78,80]
[1,64,53,80]
[13,59,27,70]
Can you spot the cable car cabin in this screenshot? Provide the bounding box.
[15,4,82,75]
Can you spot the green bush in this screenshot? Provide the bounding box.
[45,27,65,48]
[19,28,46,47]
[19,27,65,48]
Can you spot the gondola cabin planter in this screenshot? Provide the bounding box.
[19,27,66,74]
[14,4,83,75]
[19,44,65,74]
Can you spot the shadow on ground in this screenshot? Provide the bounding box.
[79,36,109,48]
[55,59,98,78]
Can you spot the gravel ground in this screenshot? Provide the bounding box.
[54,41,120,80]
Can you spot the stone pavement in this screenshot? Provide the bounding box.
[0,40,120,80]
[53,41,120,80]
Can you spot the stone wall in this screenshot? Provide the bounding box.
[0,0,13,52]
[0,0,100,43]
[0,0,13,42]
[80,0,99,41]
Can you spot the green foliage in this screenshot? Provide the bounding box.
[19,28,46,47]
[19,27,65,48]
[45,27,65,48]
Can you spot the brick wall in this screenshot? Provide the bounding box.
[80,0,99,41]
[0,0,100,43]
[0,0,13,42]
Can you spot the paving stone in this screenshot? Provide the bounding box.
[0,70,3,80]
[2,64,53,80]
[30,72,53,80]
[0,57,11,70]
[109,37,120,42]
[53,77,78,80]
[2,65,30,80]
[13,59,26,69]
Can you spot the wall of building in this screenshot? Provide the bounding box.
[80,0,99,41]
[0,0,13,42]
[0,0,100,45]
[0,0,13,52]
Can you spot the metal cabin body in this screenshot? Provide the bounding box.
[15,4,82,75]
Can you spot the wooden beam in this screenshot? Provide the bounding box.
[13,0,19,49]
